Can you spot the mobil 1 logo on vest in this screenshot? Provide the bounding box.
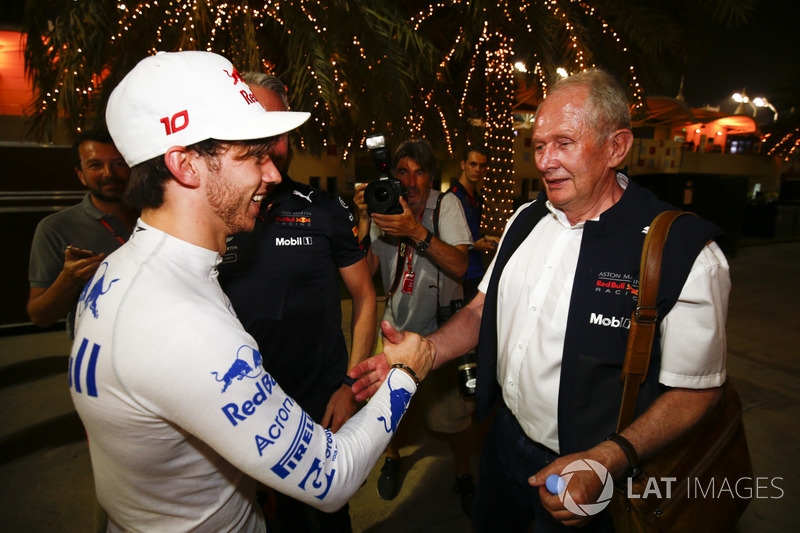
[589,313,631,329]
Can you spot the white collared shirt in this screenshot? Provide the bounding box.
[478,178,729,453]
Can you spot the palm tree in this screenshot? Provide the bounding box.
[23,0,438,157]
[24,0,756,232]
[401,0,758,233]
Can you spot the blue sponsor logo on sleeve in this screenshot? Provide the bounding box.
[377,373,411,435]
[77,262,118,319]
[221,372,277,426]
[254,396,299,454]
[211,345,263,393]
[299,457,335,501]
[270,409,315,478]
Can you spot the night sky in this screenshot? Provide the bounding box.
[680,0,800,117]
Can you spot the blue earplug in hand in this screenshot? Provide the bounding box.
[546,474,566,495]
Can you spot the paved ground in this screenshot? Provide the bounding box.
[1,241,798,531]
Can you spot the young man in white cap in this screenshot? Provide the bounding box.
[69,51,433,532]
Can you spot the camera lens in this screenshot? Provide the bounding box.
[365,179,403,214]
[375,187,390,202]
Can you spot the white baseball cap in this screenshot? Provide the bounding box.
[106,51,310,167]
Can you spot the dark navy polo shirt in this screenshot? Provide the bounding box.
[218,178,364,422]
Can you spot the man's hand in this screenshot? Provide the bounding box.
[354,186,423,241]
[321,384,359,433]
[349,321,434,401]
[370,198,426,242]
[354,183,369,219]
[349,352,390,402]
[529,441,627,527]
[527,387,722,527]
[473,235,499,253]
[27,245,107,327]
[64,245,105,282]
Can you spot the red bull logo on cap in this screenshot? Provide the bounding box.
[224,67,259,105]
[224,68,245,85]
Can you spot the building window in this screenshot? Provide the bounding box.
[327,176,337,193]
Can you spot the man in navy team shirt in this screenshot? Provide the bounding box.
[218,72,376,532]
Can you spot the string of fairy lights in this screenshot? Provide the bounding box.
[482,31,517,234]
[36,0,652,234]
[408,0,647,234]
[767,128,800,162]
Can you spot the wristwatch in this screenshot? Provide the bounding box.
[416,230,434,252]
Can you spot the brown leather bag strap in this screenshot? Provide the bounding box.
[616,210,697,432]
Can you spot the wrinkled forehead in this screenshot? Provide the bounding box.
[533,88,592,139]
[396,156,432,176]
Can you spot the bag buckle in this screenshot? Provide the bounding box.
[634,306,658,323]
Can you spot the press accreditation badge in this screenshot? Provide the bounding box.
[401,271,415,295]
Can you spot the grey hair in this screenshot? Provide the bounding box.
[546,68,631,141]
[242,71,289,109]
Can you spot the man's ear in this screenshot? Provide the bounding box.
[163,146,201,188]
[75,168,87,187]
[608,129,634,168]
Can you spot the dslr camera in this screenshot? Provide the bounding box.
[363,134,406,215]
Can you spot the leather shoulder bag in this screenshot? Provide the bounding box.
[610,210,753,533]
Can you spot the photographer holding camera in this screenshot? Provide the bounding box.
[354,138,476,514]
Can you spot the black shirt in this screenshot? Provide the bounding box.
[218,177,364,422]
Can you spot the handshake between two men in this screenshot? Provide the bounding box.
[349,291,484,401]
[345,306,626,530]
[349,320,437,402]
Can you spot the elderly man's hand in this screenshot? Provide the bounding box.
[529,441,626,527]
[349,321,434,401]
